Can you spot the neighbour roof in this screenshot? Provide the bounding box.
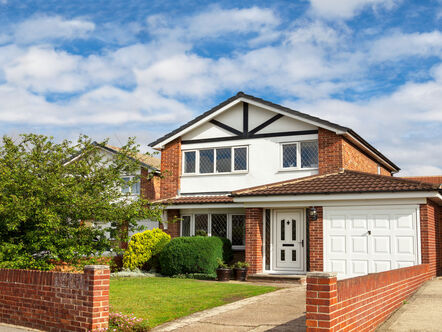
[148,92,399,172]
[401,176,442,187]
[231,170,440,197]
[101,144,161,170]
[153,195,234,205]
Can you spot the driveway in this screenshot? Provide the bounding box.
[378,278,442,332]
[152,284,306,332]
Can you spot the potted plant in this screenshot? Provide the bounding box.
[233,261,249,281]
[216,258,231,281]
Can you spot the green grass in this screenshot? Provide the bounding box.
[110,277,276,328]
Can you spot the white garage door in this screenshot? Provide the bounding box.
[324,206,420,279]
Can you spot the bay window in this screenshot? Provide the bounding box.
[183,146,248,175]
[180,213,246,249]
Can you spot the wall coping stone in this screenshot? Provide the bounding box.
[84,265,110,270]
[307,272,337,278]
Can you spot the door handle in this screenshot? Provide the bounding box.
[302,240,304,247]
[368,230,371,235]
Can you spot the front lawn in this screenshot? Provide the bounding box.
[110,277,276,328]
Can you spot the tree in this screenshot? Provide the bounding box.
[0,134,163,270]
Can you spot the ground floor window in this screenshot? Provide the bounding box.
[180,213,245,249]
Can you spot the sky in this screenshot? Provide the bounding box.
[0,0,441,176]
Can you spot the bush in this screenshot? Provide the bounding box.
[159,236,232,276]
[123,228,171,271]
[219,237,233,263]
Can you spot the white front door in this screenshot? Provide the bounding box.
[274,210,305,271]
[324,206,420,279]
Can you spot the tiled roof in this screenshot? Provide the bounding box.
[154,195,234,205]
[401,176,442,186]
[232,170,440,197]
[104,144,161,169]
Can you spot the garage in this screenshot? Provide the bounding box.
[324,205,421,279]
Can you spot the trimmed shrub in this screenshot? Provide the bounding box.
[219,237,233,263]
[123,228,171,271]
[159,236,232,276]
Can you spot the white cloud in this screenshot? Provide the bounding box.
[308,0,399,19]
[13,15,95,44]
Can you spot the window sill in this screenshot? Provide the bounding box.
[277,167,318,173]
[232,246,245,251]
[182,171,249,177]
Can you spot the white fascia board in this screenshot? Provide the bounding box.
[152,99,243,149]
[344,132,397,172]
[242,98,346,134]
[233,191,440,203]
[164,203,242,209]
[242,198,427,208]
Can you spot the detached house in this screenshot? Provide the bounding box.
[151,92,441,279]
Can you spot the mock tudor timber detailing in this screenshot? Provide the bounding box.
[0,265,110,331]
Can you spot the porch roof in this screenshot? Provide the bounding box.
[154,195,234,205]
[231,170,441,197]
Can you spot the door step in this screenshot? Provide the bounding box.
[247,274,306,285]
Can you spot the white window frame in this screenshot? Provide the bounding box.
[280,140,318,171]
[179,213,246,250]
[121,175,140,195]
[182,146,248,176]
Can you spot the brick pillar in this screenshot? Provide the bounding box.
[159,209,181,239]
[420,201,438,277]
[245,208,263,274]
[84,265,110,331]
[305,272,338,331]
[309,206,324,271]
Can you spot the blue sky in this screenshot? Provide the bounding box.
[0,0,441,175]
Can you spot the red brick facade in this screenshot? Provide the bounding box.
[140,167,161,201]
[306,264,430,331]
[420,200,441,277]
[160,138,181,199]
[245,208,263,274]
[309,206,324,272]
[159,209,181,239]
[0,265,109,331]
[318,128,391,176]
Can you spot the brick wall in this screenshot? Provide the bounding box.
[342,138,390,176]
[309,206,323,272]
[159,209,181,239]
[420,200,441,277]
[160,138,181,199]
[306,264,430,331]
[245,208,263,274]
[140,167,161,201]
[0,265,109,331]
[318,128,391,176]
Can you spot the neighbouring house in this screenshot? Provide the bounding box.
[401,176,442,187]
[68,143,162,238]
[150,92,442,279]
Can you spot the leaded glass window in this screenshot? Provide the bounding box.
[282,143,297,168]
[184,151,196,173]
[199,149,214,173]
[216,148,231,173]
[231,215,245,246]
[234,147,247,171]
[301,141,318,168]
[181,216,191,237]
[211,214,227,238]
[195,214,209,236]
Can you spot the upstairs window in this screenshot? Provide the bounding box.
[183,146,248,175]
[282,141,318,169]
[121,176,140,195]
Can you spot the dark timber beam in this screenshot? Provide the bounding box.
[249,114,284,135]
[209,119,243,136]
[243,102,249,136]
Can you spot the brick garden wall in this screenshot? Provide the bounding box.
[308,206,323,272]
[306,264,430,331]
[245,208,263,274]
[160,138,181,199]
[0,265,110,332]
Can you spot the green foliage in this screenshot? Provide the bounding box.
[219,237,233,263]
[195,229,207,236]
[171,273,217,280]
[234,261,250,269]
[216,257,229,269]
[0,134,164,270]
[159,236,232,276]
[123,228,170,271]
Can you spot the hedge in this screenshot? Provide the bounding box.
[159,236,232,276]
[123,228,171,271]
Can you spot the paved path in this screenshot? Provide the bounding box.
[0,324,41,332]
[378,278,442,332]
[152,284,306,332]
